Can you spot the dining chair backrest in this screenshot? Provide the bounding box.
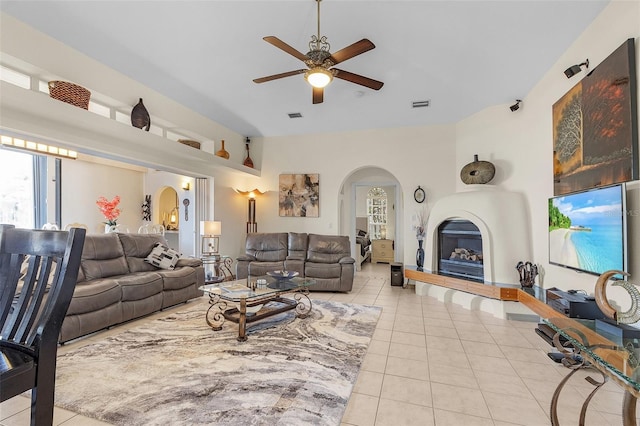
[0,224,86,425]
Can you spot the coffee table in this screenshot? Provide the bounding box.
[199,275,315,341]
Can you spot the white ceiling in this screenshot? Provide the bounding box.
[1,1,609,138]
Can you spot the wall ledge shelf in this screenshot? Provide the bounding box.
[0,81,259,178]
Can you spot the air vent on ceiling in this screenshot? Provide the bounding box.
[288,112,303,118]
[412,100,430,108]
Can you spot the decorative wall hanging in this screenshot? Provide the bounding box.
[414,186,425,203]
[183,199,190,221]
[131,98,151,131]
[142,195,151,221]
[243,137,254,168]
[215,140,230,159]
[460,154,496,184]
[553,38,638,195]
[279,174,319,217]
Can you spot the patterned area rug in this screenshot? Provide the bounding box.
[55,298,381,425]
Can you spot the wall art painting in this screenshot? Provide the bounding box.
[279,174,319,217]
[553,38,638,195]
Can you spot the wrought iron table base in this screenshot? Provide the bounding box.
[205,290,312,341]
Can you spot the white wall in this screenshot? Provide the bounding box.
[252,125,457,267]
[60,156,144,233]
[455,0,640,293]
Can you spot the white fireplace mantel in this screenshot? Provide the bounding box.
[425,185,533,285]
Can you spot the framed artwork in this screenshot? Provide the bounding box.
[553,38,638,195]
[279,174,319,217]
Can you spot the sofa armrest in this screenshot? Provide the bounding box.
[339,257,356,265]
[176,257,202,268]
[237,255,256,262]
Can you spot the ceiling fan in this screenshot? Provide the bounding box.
[253,0,384,104]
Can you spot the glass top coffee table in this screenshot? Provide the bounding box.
[199,275,315,341]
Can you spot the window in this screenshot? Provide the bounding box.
[0,149,36,227]
[367,187,387,240]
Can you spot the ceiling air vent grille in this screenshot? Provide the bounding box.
[288,112,303,118]
[412,100,430,108]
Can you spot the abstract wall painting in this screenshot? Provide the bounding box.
[279,174,319,217]
[553,38,638,195]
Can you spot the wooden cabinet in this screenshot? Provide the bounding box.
[372,239,394,264]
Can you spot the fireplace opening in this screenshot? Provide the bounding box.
[438,219,484,282]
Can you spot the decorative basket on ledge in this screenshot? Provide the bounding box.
[178,139,201,150]
[48,81,91,110]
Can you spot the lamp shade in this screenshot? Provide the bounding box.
[200,221,221,236]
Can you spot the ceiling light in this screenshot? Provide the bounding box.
[510,99,522,112]
[564,59,589,78]
[305,67,333,88]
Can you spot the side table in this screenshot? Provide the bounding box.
[201,255,234,283]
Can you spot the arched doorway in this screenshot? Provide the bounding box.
[339,166,404,270]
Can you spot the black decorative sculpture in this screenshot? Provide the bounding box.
[516,261,538,288]
[142,195,151,221]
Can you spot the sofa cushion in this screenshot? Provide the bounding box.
[118,233,169,272]
[306,234,351,264]
[305,262,342,279]
[245,233,288,262]
[66,279,122,315]
[80,233,129,281]
[287,232,308,260]
[116,272,164,301]
[145,243,181,270]
[156,267,198,290]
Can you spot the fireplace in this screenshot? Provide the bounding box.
[438,220,483,282]
[424,185,532,285]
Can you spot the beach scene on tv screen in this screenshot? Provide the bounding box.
[549,186,624,274]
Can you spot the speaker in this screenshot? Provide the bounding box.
[391,262,403,286]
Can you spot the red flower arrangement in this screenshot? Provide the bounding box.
[96,195,121,226]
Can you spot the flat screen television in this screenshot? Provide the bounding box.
[548,183,627,278]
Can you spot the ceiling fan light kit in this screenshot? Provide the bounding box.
[253,0,383,104]
[305,67,334,88]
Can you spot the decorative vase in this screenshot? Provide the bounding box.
[243,138,254,168]
[215,140,229,159]
[131,98,151,131]
[416,239,425,271]
[105,223,114,233]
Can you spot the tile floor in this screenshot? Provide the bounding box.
[1,262,636,425]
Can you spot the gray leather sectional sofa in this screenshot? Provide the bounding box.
[236,232,355,292]
[60,232,203,343]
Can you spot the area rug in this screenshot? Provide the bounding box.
[54,298,381,425]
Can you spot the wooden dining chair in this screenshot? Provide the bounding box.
[0,224,86,426]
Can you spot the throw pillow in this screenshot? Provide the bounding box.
[144,243,181,270]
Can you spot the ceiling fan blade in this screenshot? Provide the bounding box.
[312,87,324,104]
[263,36,308,62]
[329,39,375,65]
[253,69,306,84]
[333,69,384,90]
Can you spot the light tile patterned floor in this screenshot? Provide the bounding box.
[0,262,636,425]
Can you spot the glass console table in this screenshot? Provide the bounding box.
[544,316,640,425]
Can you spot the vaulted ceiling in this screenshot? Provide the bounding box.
[1,1,609,138]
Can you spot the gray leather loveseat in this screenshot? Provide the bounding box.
[59,232,203,343]
[236,233,355,292]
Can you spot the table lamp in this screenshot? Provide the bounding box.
[200,221,221,257]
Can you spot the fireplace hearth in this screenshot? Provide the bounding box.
[438,219,484,282]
